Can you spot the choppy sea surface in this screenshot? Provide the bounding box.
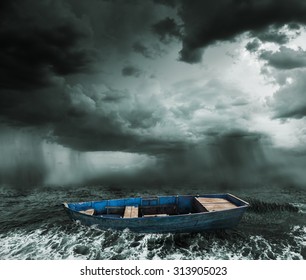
[0,184,305,260]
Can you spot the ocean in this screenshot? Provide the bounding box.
[0,184,305,260]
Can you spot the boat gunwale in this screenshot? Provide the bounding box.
[227,193,250,206]
[63,193,248,206]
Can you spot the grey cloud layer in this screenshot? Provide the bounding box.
[1,0,306,156]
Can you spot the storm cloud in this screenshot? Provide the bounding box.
[171,0,306,63]
[122,65,143,77]
[1,0,306,189]
[245,39,261,53]
[0,0,173,155]
[250,26,292,45]
[133,42,154,59]
[152,17,182,43]
[132,41,166,59]
[0,0,95,90]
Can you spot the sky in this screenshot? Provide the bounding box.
[1,0,306,190]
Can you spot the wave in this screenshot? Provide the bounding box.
[245,198,299,213]
[0,185,304,260]
[0,223,304,260]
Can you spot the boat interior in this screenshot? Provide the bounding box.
[68,194,247,218]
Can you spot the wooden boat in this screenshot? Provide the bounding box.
[63,193,249,233]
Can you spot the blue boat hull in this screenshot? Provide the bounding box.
[63,194,249,233]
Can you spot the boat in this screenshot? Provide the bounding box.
[63,193,249,233]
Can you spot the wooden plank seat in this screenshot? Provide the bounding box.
[194,197,237,212]
[123,206,139,218]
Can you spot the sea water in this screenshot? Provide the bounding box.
[0,184,305,260]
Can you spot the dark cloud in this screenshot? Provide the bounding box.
[250,26,290,44]
[288,22,301,30]
[53,116,138,152]
[67,0,162,56]
[0,0,95,90]
[0,0,173,156]
[132,41,165,59]
[260,47,306,69]
[214,130,263,141]
[133,42,153,58]
[245,39,261,53]
[0,86,70,126]
[176,0,306,63]
[152,17,182,43]
[34,83,174,154]
[53,117,184,154]
[269,70,306,118]
[121,65,143,77]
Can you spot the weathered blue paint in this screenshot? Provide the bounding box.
[63,193,249,233]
